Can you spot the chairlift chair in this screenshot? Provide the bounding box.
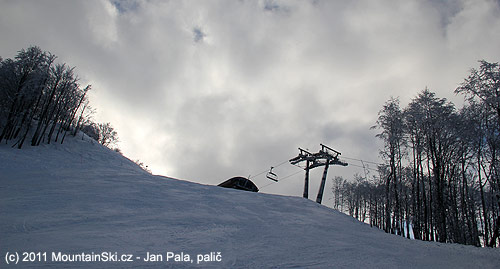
[266,167,278,182]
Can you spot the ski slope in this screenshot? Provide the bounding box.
[1,135,499,268]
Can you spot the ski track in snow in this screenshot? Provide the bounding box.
[1,135,499,268]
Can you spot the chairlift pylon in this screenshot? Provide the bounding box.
[266,166,278,182]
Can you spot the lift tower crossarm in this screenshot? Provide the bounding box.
[320,143,341,155]
[289,148,314,165]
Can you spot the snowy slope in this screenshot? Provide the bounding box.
[1,135,499,268]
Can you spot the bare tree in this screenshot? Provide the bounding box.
[373,97,404,235]
[97,122,118,148]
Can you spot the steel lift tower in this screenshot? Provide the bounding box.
[289,144,348,204]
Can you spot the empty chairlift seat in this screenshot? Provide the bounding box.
[218,177,259,192]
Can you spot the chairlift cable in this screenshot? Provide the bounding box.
[346,162,379,172]
[248,159,290,180]
[341,156,383,166]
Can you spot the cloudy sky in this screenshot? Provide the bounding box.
[1,0,500,202]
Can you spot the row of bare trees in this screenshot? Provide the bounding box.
[332,60,500,247]
[0,46,118,149]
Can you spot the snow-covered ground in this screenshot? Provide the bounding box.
[1,135,499,268]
